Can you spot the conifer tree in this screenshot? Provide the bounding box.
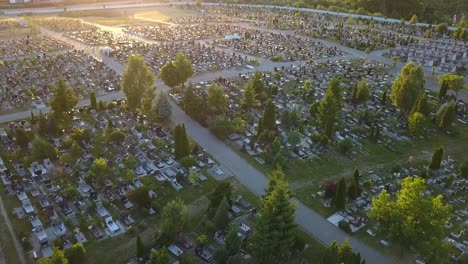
[251,169,296,264]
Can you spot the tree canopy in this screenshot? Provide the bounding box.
[50,78,78,116]
[390,62,425,115]
[121,55,156,111]
[251,169,296,264]
[370,177,451,261]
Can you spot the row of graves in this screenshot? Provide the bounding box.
[0,50,120,112]
[389,39,468,72]
[0,100,219,259]
[0,34,71,59]
[203,6,464,52]
[321,157,468,262]
[174,58,421,166]
[111,40,248,74]
[168,14,240,24]
[150,195,256,264]
[123,23,245,42]
[30,17,99,33]
[298,24,419,51]
[211,30,344,61]
[63,30,137,46]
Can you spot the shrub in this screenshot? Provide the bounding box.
[338,221,352,233]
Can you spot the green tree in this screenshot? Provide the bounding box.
[438,73,465,98]
[390,62,425,115]
[64,243,86,264]
[381,90,387,105]
[435,23,448,34]
[213,196,230,230]
[438,80,449,99]
[333,177,347,211]
[90,91,97,110]
[347,169,361,200]
[208,182,232,209]
[126,187,150,208]
[262,99,276,131]
[225,224,241,256]
[318,94,339,139]
[141,86,156,116]
[460,161,468,179]
[32,138,58,161]
[321,241,339,264]
[256,117,264,139]
[356,79,371,103]
[429,147,443,170]
[161,198,188,239]
[136,234,145,258]
[174,124,189,160]
[207,83,227,114]
[156,91,172,120]
[410,92,430,116]
[251,170,296,264]
[287,130,301,148]
[150,247,169,264]
[160,61,178,88]
[50,78,78,116]
[370,177,451,261]
[109,130,125,144]
[436,102,456,130]
[173,53,194,87]
[409,14,418,24]
[242,77,260,108]
[38,247,69,264]
[408,112,428,136]
[15,127,29,151]
[121,55,156,111]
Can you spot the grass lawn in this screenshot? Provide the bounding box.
[0,194,21,264]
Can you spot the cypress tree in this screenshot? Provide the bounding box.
[256,117,264,139]
[213,196,230,230]
[333,177,347,211]
[429,147,443,170]
[262,99,276,131]
[381,90,387,105]
[174,125,181,159]
[438,80,448,99]
[30,111,36,125]
[90,91,97,110]
[180,124,189,158]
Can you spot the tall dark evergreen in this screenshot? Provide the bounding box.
[262,99,276,131]
[136,234,144,258]
[333,177,347,210]
[174,124,189,160]
[439,80,449,99]
[251,169,296,264]
[90,91,97,110]
[429,147,444,170]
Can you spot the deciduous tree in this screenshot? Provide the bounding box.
[390,62,425,115]
[150,247,169,264]
[370,177,451,261]
[207,83,227,114]
[121,55,156,110]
